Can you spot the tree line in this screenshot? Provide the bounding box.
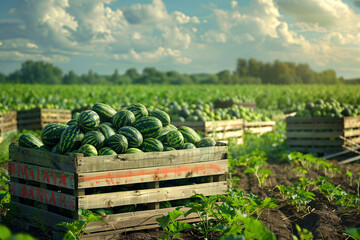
[0,58,350,85]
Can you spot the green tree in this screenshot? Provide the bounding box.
[63,70,80,84]
[217,70,233,84]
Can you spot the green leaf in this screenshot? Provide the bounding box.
[345,228,360,240]
[156,215,171,229]
[168,208,184,221]
[168,221,194,233]
[10,233,37,240]
[0,224,12,239]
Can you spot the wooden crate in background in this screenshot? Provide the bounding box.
[0,111,17,135]
[172,119,244,144]
[8,144,228,238]
[286,116,360,154]
[244,121,276,135]
[214,100,256,109]
[17,108,72,130]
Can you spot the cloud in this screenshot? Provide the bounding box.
[122,0,169,24]
[355,0,360,8]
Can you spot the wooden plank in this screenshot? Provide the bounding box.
[13,202,73,229]
[77,146,227,173]
[79,181,227,209]
[344,129,360,137]
[9,145,76,172]
[287,139,343,146]
[78,160,228,188]
[286,124,343,130]
[339,154,360,164]
[286,117,343,123]
[205,119,244,129]
[244,121,275,127]
[9,182,76,211]
[8,161,75,189]
[323,150,352,159]
[287,131,343,138]
[207,131,243,139]
[0,136,3,144]
[85,207,199,233]
[245,126,274,135]
[344,116,360,128]
[287,147,342,153]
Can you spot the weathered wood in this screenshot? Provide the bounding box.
[13,201,73,230]
[207,131,243,139]
[339,154,360,164]
[214,100,256,109]
[286,131,343,138]
[85,207,199,233]
[9,182,76,211]
[17,108,71,130]
[0,111,17,135]
[287,147,342,153]
[8,161,75,189]
[344,116,360,128]
[77,146,227,173]
[287,139,343,146]
[78,159,228,188]
[286,117,344,123]
[9,145,76,172]
[287,124,343,130]
[344,129,360,138]
[79,181,227,209]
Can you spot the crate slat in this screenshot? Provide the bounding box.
[286,131,343,138]
[10,182,76,211]
[8,161,75,189]
[78,159,228,188]
[344,116,360,128]
[79,181,227,209]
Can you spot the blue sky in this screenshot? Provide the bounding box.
[1,0,360,79]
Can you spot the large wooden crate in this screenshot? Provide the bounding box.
[8,145,228,238]
[0,111,17,135]
[244,121,276,135]
[172,119,244,144]
[214,100,256,109]
[17,108,72,130]
[286,116,360,154]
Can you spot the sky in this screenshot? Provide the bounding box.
[1,0,360,79]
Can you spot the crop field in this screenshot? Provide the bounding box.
[0,84,359,240]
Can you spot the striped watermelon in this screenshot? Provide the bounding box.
[133,116,162,138]
[78,144,98,157]
[19,134,43,149]
[196,138,216,148]
[82,131,105,150]
[163,146,176,151]
[168,124,177,130]
[73,112,80,119]
[101,122,115,128]
[98,123,116,140]
[98,147,117,156]
[59,125,84,154]
[141,138,163,152]
[52,144,60,154]
[149,109,170,127]
[92,103,117,123]
[178,126,201,144]
[77,110,100,132]
[41,123,68,147]
[126,148,143,154]
[39,145,52,152]
[67,119,77,126]
[156,128,172,144]
[182,143,196,149]
[126,103,148,119]
[166,130,184,149]
[105,134,128,153]
[112,110,136,129]
[117,126,143,148]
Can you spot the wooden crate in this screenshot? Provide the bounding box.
[17,108,72,130]
[0,111,17,135]
[8,144,228,238]
[244,121,276,135]
[286,116,360,154]
[214,100,256,109]
[272,112,297,120]
[172,119,244,144]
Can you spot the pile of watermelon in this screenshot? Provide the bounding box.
[18,103,217,156]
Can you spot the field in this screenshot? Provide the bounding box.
[0,84,360,240]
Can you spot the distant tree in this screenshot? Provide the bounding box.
[236,58,248,76]
[125,68,140,81]
[19,60,62,84]
[296,63,314,84]
[110,69,121,84]
[217,70,233,84]
[0,72,5,83]
[203,74,219,84]
[63,70,80,84]
[6,70,21,83]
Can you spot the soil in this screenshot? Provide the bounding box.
[6,161,360,240]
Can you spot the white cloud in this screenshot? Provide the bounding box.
[26,43,38,49]
[0,42,2,47]
[231,1,238,8]
[119,47,189,63]
[122,0,169,24]
[176,57,192,64]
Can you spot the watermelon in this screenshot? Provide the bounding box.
[125,148,143,154]
[98,147,117,156]
[77,110,100,132]
[78,144,98,157]
[105,134,128,153]
[156,128,172,144]
[101,122,115,128]
[19,134,43,149]
[73,112,80,119]
[59,125,84,154]
[117,126,143,148]
[163,146,176,151]
[168,124,177,130]
[196,138,216,148]
[149,109,170,127]
[67,119,77,126]
[98,123,116,140]
[141,138,163,152]
[178,126,201,144]
[92,103,117,123]
[52,144,60,154]
[39,145,52,152]
[166,130,184,149]
[133,116,162,138]
[126,103,148,119]
[82,131,105,150]
[112,110,136,129]
[41,123,68,147]
[182,143,196,149]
